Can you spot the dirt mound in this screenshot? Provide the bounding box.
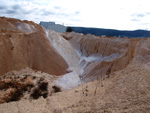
[0,17,68,76]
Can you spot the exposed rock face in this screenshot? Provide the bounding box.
[0,17,68,76]
[63,32,140,82]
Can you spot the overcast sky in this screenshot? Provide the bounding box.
[0,0,150,30]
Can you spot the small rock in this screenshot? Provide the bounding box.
[53,109,62,113]
[66,68,73,73]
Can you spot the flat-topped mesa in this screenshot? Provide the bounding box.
[0,17,68,76]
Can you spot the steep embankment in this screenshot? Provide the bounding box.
[0,17,68,76]
[62,32,140,83]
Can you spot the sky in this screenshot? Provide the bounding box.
[0,0,150,30]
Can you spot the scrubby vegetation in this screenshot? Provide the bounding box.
[66,26,73,32]
[0,73,50,104]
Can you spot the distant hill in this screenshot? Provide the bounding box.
[72,27,150,38]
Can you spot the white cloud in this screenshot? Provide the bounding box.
[0,0,150,30]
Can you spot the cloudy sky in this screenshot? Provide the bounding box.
[0,0,150,30]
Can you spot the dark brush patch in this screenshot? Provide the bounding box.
[52,86,61,93]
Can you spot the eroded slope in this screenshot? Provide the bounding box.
[0,17,68,76]
[62,32,140,83]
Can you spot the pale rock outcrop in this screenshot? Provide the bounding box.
[45,30,81,89]
[45,29,80,71]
